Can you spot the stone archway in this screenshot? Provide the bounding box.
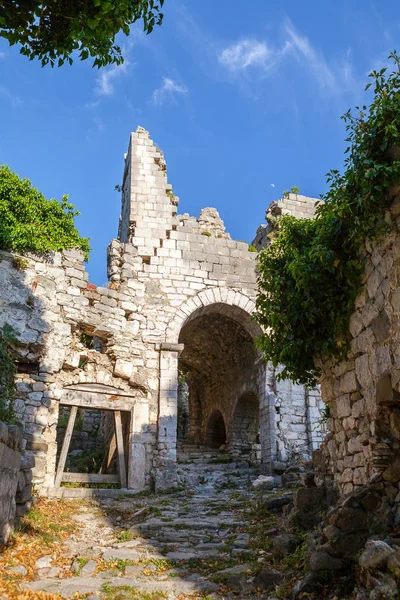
[155,289,270,489]
[164,288,260,345]
[205,410,227,448]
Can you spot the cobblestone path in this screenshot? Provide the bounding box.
[18,451,282,599]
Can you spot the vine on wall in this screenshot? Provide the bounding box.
[0,325,18,424]
[255,52,400,387]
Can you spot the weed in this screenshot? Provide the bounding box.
[12,256,29,270]
[74,556,89,573]
[101,582,167,599]
[281,541,308,572]
[116,530,134,543]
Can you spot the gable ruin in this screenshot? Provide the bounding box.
[0,127,325,495]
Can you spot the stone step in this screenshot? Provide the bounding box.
[25,576,219,598]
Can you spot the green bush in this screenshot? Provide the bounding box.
[255,52,400,386]
[0,165,90,259]
[248,244,257,252]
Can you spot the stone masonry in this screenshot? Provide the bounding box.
[0,421,34,545]
[252,193,321,251]
[317,199,400,497]
[0,127,324,495]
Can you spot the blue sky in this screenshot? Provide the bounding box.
[0,0,398,284]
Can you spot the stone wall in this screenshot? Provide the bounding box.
[0,422,34,545]
[0,247,155,491]
[317,203,400,496]
[0,127,325,494]
[270,368,325,464]
[252,193,320,251]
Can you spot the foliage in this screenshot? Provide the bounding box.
[282,190,290,198]
[0,165,90,259]
[66,443,107,473]
[0,0,165,68]
[255,52,400,386]
[0,497,79,599]
[12,256,28,270]
[80,332,94,349]
[101,583,167,600]
[321,403,331,424]
[201,231,212,237]
[282,544,307,572]
[248,244,257,252]
[290,186,300,194]
[0,325,18,424]
[116,530,135,543]
[178,370,189,385]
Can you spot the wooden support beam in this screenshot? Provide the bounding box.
[61,473,120,484]
[47,487,142,499]
[114,410,127,488]
[60,396,134,411]
[106,433,117,471]
[54,406,78,488]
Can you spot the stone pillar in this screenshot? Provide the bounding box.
[258,361,273,472]
[155,347,180,490]
[128,403,148,490]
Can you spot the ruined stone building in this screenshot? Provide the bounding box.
[0,127,325,496]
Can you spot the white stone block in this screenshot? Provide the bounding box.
[114,359,133,379]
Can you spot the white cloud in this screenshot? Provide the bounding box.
[152,77,188,106]
[85,100,100,109]
[0,85,21,107]
[217,19,354,99]
[270,183,275,188]
[284,20,336,90]
[219,39,272,72]
[177,4,357,103]
[94,116,104,132]
[95,60,130,96]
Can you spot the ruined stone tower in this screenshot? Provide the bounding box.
[0,127,325,496]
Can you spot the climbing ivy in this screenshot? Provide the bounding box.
[0,165,90,259]
[0,325,18,424]
[255,52,400,387]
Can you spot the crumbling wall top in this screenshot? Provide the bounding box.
[252,193,320,251]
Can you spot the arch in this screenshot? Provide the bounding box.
[165,288,261,345]
[205,410,227,448]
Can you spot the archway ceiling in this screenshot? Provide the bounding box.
[178,313,257,384]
